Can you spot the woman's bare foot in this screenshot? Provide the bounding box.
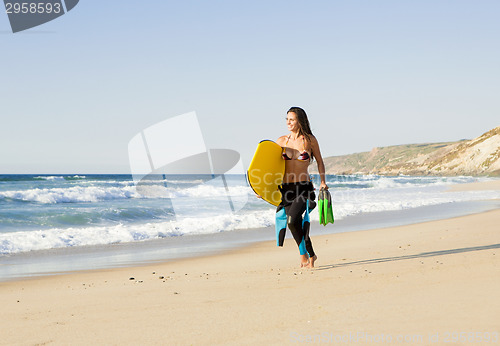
[300,254,309,267]
[307,255,317,268]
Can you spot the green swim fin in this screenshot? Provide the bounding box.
[318,188,334,226]
[318,189,325,225]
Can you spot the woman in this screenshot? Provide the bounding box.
[276,107,328,268]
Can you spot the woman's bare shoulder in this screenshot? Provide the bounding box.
[276,135,288,146]
[308,134,319,147]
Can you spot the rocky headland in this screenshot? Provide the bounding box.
[313,126,500,176]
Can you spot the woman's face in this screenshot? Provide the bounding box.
[286,112,299,132]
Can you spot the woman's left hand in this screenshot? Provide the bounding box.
[320,182,329,190]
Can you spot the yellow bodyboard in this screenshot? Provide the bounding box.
[247,140,285,207]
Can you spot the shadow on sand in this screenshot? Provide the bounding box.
[315,243,500,271]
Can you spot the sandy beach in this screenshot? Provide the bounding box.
[1,181,499,345]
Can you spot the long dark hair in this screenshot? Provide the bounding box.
[287,106,314,161]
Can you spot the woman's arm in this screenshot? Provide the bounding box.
[311,136,329,190]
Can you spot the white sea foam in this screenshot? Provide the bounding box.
[0,210,275,254]
[1,186,499,255]
[335,175,479,190]
[69,175,87,179]
[326,188,500,221]
[1,175,499,255]
[34,176,66,181]
[0,186,140,204]
[0,184,252,204]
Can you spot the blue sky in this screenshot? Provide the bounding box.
[1,1,499,173]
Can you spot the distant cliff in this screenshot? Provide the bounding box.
[312,126,500,176]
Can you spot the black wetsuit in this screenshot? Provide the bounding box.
[276,181,316,257]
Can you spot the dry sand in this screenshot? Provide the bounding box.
[1,181,499,345]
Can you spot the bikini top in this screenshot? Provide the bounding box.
[281,135,311,162]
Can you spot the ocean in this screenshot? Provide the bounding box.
[1,174,500,279]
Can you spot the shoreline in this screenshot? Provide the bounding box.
[447,178,500,192]
[1,199,498,283]
[1,178,499,282]
[0,180,499,344]
[1,207,499,344]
